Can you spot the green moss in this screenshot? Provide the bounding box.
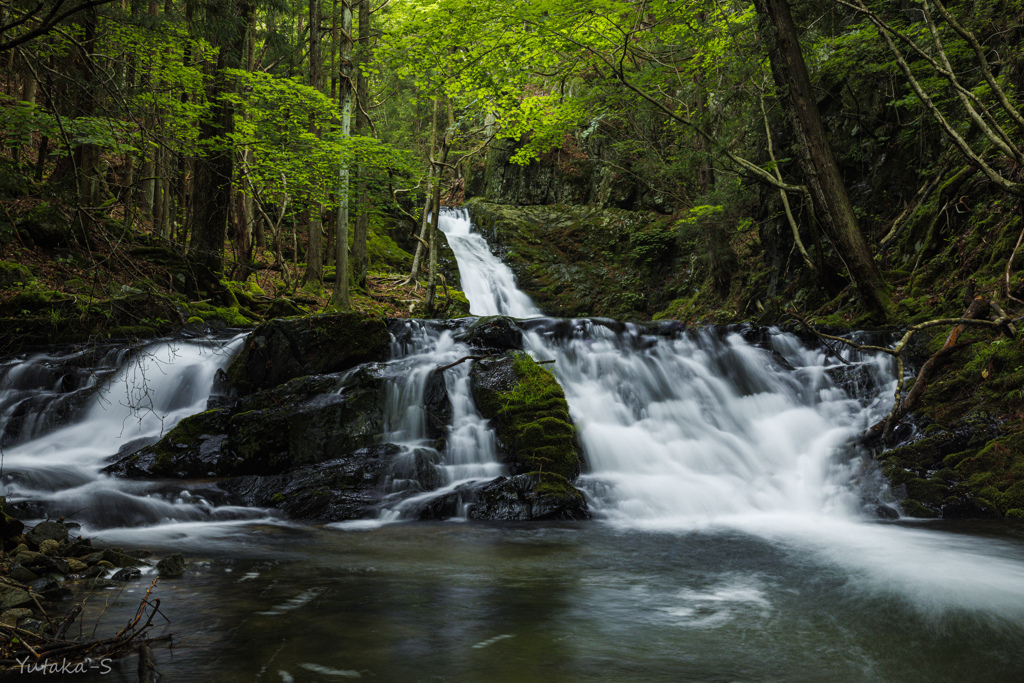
[900,499,939,518]
[0,260,32,288]
[186,316,204,324]
[905,477,947,506]
[494,354,581,479]
[529,471,585,502]
[1005,509,1024,520]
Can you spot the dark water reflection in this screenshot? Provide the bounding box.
[63,522,1024,682]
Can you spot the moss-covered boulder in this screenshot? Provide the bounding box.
[470,352,582,480]
[0,261,31,289]
[107,408,232,478]
[108,366,390,479]
[226,312,390,395]
[224,367,387,475]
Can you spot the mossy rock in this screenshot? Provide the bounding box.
[223,367,387,475]
[109,366,391,479]
[470,352,582,480]
[899,499,939,518]
[106,409,231,478]
[225,312,390,395]
[0,261,32,289]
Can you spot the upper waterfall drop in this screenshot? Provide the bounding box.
[438,208,542,318]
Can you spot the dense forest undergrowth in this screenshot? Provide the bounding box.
[2,0,1024,522]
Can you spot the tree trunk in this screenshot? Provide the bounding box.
[407,98,438,284]
[333,0,353,309]
[424,108,452,313]
[351,0,371,289]
[189,0,249,285]
[752,0,891,319]
[304,0,324,286]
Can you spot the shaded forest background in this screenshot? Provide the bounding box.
[0,0,1022,336]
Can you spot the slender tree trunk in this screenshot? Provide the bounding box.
[424,102,452,313]
[752,0,891,319]
[304,0,324,286]
[351,0,371,288]
[333,0,353,309]
[407,98,438,284]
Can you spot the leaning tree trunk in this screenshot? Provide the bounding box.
[752,0,891,320]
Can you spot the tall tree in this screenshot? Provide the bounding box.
[752,0,891,319]
[350,0,370,289]
[304,0,324,285]
[190,0,251,285]
[332,0,353,309]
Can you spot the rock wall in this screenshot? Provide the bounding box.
[466,200,688,320]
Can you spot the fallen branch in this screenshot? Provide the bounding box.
[0,578,167,670]
[437,355,492,371]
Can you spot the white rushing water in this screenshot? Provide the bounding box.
[372,321,503,522]
[439,206,895,527]
[438,208,542,318]
[0,335,274,538]
[437,206,1024,617]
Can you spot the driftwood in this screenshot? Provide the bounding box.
[0,578,167,674]
[789,297,1016,440]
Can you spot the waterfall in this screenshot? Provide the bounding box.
[0,335,273,538]
[374,320,503,521]
[438,206,898,527]
[438,208,542,318]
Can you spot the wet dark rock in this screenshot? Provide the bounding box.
[385,447,444,493]
[874,504,900,519]
[222,444,403,521]
[25,520,69,547]
[418,473,589,521]
[101,549,150,568]
[455,316,524,351]
[107,408,231,479]
[110,567,142,582]
[108,365,389,478]
[156,553,187,578]
[423,369,451,442]
[9,567,38,583]
[0,582,33,611]
[224,366,387,476]
[225,312,390,396]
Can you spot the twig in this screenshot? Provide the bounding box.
[437,355,492,371]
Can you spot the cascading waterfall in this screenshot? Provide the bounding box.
[435,206,1024,619]
[367,320,503,523]
[0,335,273,539]
[437,208,542,318]
[437,207,896,527]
